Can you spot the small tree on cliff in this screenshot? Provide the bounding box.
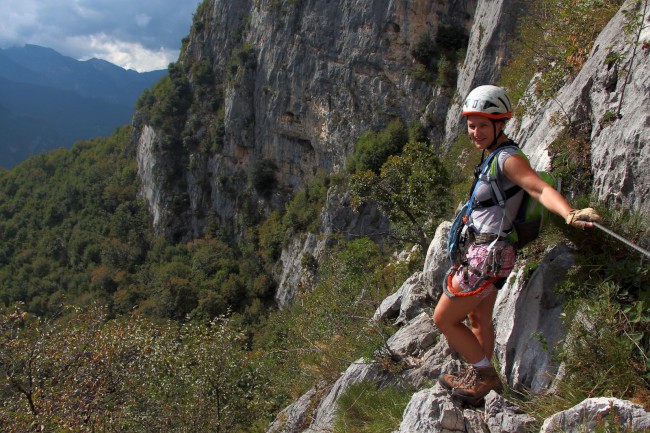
[350,141,451,250]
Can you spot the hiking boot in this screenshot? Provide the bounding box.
[438,366,471,391]
[451,366,503,406]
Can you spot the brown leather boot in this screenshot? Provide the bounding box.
[438,366,471,391]
[451,366,503,406]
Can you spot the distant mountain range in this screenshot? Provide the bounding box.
[0,44,167,168]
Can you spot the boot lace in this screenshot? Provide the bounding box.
[457,367,479,388]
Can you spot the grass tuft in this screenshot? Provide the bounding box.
[333,381,412,433]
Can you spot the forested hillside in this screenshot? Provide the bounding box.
[0,126,281,323]
[0,0,649,431]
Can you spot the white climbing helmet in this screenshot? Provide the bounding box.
[462,85,512,119]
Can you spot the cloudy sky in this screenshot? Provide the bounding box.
[0,0,202,72]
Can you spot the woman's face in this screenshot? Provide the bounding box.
[467,115,501,150]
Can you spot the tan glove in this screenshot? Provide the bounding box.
[565,208,601,229]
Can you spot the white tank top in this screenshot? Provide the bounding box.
[468,147,525,235]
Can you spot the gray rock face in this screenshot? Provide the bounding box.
[494,244,574,393]
[510,0,650,213]
[385,311,437,359]
[540,397,650,433]
[303,360,383,433]
[446,0,528,144]
[266,387,318,433]
[135,0,479,239]
[397,385,469,433]
[423,220,452,300]
[135,124,164,228]
[274,234,318,309]
[373,272,432,325]
[484,391,536,433]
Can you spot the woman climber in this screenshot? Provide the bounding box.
[432,85,601,406]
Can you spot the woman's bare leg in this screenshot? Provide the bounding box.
[468,290,497,360]
[433,277,497,364]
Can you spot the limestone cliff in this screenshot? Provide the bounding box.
[133,0,478,240]
[133,0,648,242]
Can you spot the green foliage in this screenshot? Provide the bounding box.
[407,119,427,143]
[436,55,457,88]
[410,33,436,67]
[547,125,593,199]
[0,128,149,315]
[501,0,621,115]
[333,381,412,433]
[442,134,482,210]
[282,169,331,235]
[205,107,226,154]
[190,0,212,34]
[517,282,649,427]
[351,141,451,249]
[140,63,192,141]
[258,211,285,263]
[560,284,643,397]
[511,204,650,419]
[410,26,468,88]
[0,129,275,324]
[228,43,257,80]
[346,118,408,174]
[190,58,215,86]
[255,237,411,395]
[0,304,274,432]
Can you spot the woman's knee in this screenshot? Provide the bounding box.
[433,305,460,334]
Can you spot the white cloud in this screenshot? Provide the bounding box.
[73,33,177,71]
[0,0,199,71]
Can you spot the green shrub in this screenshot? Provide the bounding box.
[436,55,456,88]
[334,381,412,433]
[281,169,331,235]
[346,118,409,174]
[258,211,285,263]
[500,0,621,114]
[516,282,648,427]
[351,141,451,249]
[410,26,468,86]
[254,237,405,391]
[547,126,593,199]
[560,286,642,396]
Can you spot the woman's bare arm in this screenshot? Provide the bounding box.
[501,154,573,219]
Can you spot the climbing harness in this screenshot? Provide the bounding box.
[444,240,509,298]
[445,144,516,298]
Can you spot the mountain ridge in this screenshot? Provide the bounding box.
[0,44,166,168]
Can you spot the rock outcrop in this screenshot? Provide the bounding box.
[269,221,650,432]
[494,244,574,393]
[540,397,650,433]
[509,0,650,213]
